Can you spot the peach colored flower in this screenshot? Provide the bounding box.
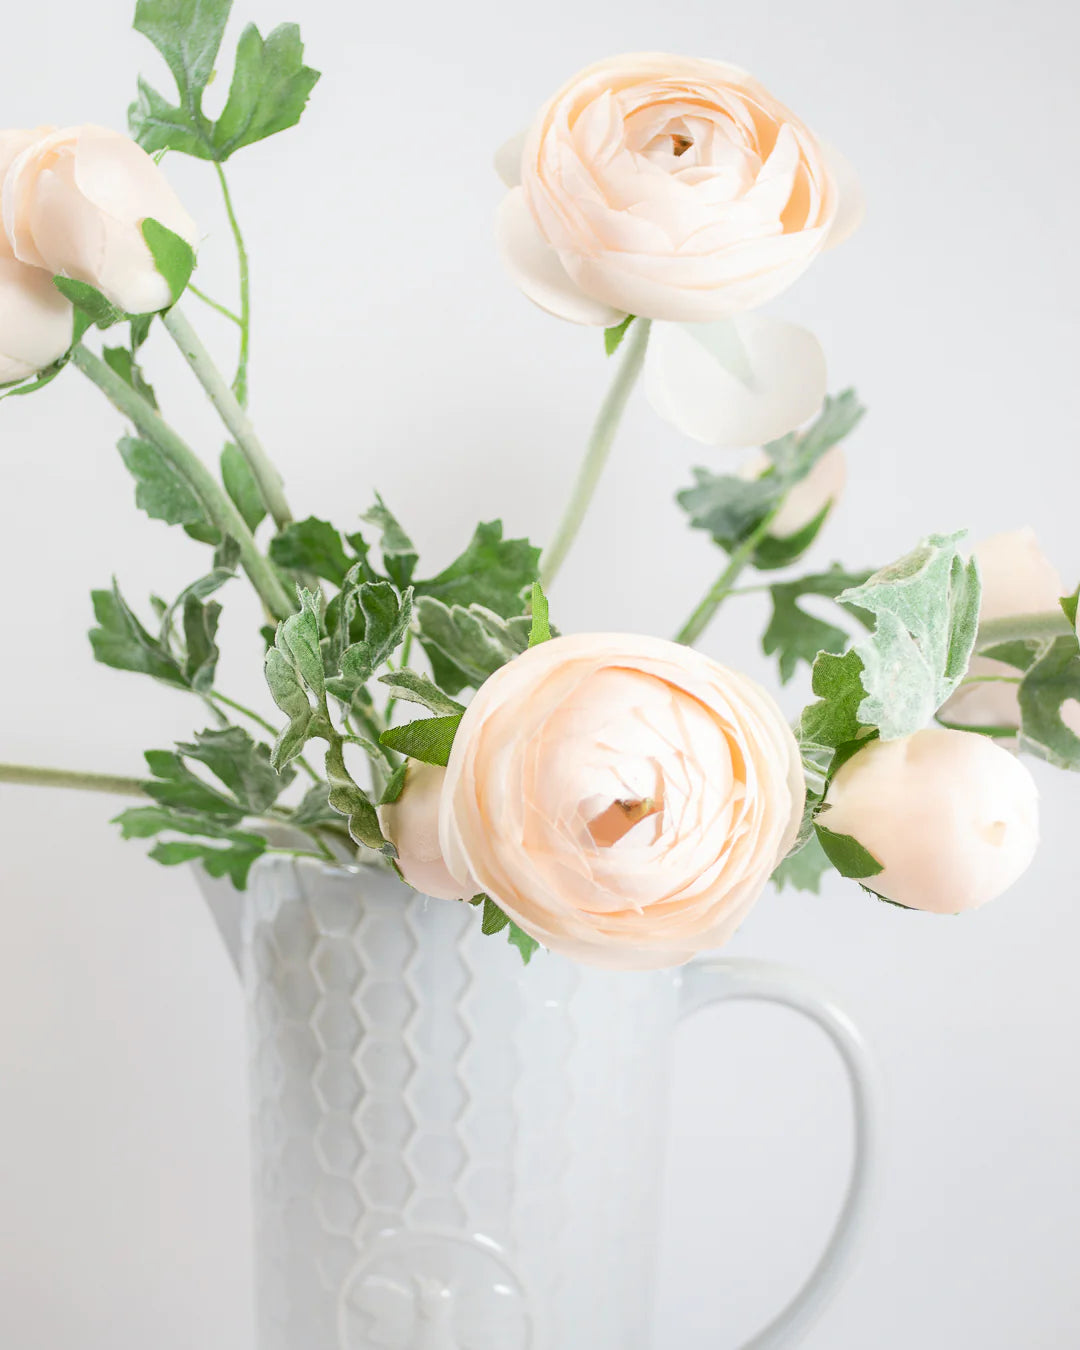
[439,633,805,970]
[2,125,196,314]
[941,529,1066,733]
[378,761,475,902]
[496,53,861,327]
[821,727,1039,913]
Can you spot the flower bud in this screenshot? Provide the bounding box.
[378,760,474,902]
[739,444,846,538]
[2,125,196,314]
[0,255,72,383]
[821,727,1039,913]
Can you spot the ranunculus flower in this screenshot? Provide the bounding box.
[738,443,846,538]
[941,529,1065,733]
[378,760,475,902]
[496,53,862,449]
[2,125,197,314]
[0,256,74,383]
[439,632,805,970]
[821,727,1039,913]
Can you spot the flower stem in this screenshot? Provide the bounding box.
[675,510,779,646]
[976,611,1073,650]
[70,343,294,621]
[214,162,251,406]
[187,284,242,327]
[0,762,146,797]
[540,318,652,587]
[161,306,292,530]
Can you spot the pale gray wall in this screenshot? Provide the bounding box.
[1,0,1078,1345]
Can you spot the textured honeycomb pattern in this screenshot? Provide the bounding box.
[242,857,680,1350]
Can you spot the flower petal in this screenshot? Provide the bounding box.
[645,315,827,448]
[822,141,864,249]
[493,129,528,188]
[495,188,627,327]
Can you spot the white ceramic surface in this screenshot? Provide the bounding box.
[198,856,878,1350]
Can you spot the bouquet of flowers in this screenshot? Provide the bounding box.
[3,0,1076,973]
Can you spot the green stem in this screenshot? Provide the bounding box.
[214,162,251,407]
[960,674,1022,687]
[162,307,292,530]
[0,763,146,797]
[188,284,242,327]
[70,344,293,622]
[384,630,414,723]
[675,511,779,646]
[976,611,1072,650]
[540,318,652,586]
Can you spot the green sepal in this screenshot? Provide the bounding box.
[814,823,884,880]
[53,277,127,329]
[378,762,408,806]
[474,893,541,965]
[604,315,635,356]
[528,581,551,647]
[380,714,463,768]
[141,218,196,306]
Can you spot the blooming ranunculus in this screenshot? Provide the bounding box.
[941,529,1066,733]
[378,760,475,902]
[2,125,197,314]
[821,727,1039,913]
[438,633,805,969]
[497,53,861,327]
[739,443,846,539]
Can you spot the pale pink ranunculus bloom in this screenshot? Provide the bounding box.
[821,727,1039,914]
[941,529,1067,734]
[439,633,805,970]
[2,125,197,314]
[497,53,862,328]
[378,760,476,902]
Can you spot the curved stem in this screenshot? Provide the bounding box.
[675,510,778,647]
[214,162,251,407]
[976,611,1072,650]
[188,284,242,327]
[540,318,652,586]
[162,307,292,529]
[70,344,294,621]
[0,762,146,797]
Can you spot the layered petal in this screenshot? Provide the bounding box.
[0,256,73,382]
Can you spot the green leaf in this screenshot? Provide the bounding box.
[763,566,873,684]
[798,648,872,757]
[53,276,127,329]
[118,435,208,527]
[377,670,465,717]
[677,391,865,555]
[474,893,541,965]
[363,495,418,589]
[378,762,408,806]
[507,922,541,965]
[481,895,510,935]
[180,591,222,690]
[134,0,231,111]
[276,589,326,696]
[604,315,635,356]
[416,520,540,619]
[129,76,213,158]
[979,640,1042,673]
[380,714,463,768]
[103,345,158,408]
[330,584,413,692]
[141,219,196,307]
[1061,588,1079,629]
[771,832,833,894]
[414,597,532,689]
[814,822,884,880]
[324,739,393,855]
[270,517,352,586]
[528,581,551,647]
[149,832,265,888]
[220,443,267,532]
[90,582,188,687]
[265,647,315,771]
[286,782,338,830]
[840,532,981,740]
[211,22,320,158]
[174,726,292,813]
[1017,635,1080,770]
[142,748,245,821]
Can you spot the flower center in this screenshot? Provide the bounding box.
[671,132,694,157]
[587,796,661,848]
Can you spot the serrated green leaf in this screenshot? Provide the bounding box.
[269,517,352,585]
[175,726,291,813]
[772,832,833,894]
[53,276,127,329]
[528,581,551,647]
[979,640,1042,673]
[380,714,463,768]
[287,782,338,829]
[363,495,418,589]
[142,748,245,821]
[276,589,325,695]
[181,592,222,690]
[90,582,188,687]
[324,739,393,855]
[473,893,541,965]
[840,532,981,740]
[377,670,465,717]
[265,646,315,770]
[798,648,871,756]
[149,832,265,888]
[118,435,208,527]
[336,584,413,688]
[814,822,884,879]
[1017,635,1080,769]
[415,520,540,619]
[220,442,266,532]
[134,0,230,108]
[212,22,320,158]
[604,315,635,356]
[414,597,532,689]
[764,566,873,684]
[141,219,195,307]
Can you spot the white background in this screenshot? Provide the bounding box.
[1,0,1079,1345]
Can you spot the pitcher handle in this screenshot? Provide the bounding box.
[677,958,880,1349]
